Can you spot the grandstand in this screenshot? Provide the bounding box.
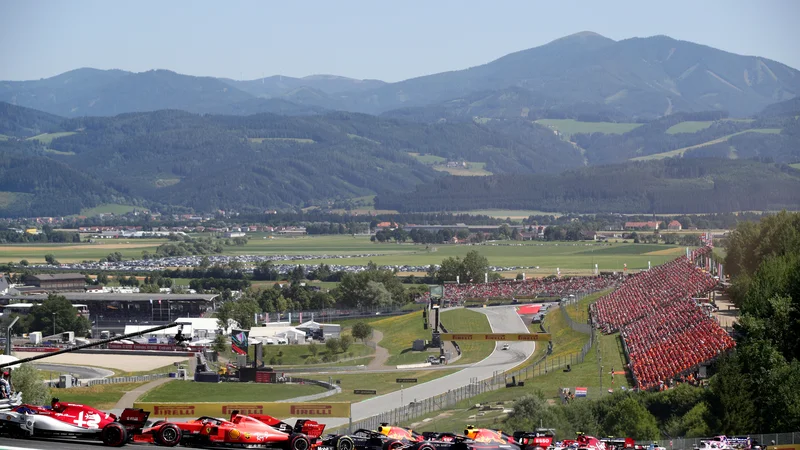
[418,275,622,306]
[590,246,735,391]
[0,293,217,333]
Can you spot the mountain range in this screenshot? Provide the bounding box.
[3,32,798,121]
[1,31,799,218]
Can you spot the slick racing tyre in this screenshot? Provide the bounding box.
[337,436,355,450]
[417,443,436,450]
[290,434,311,450]
[384,440,404,450]
[101,422,129,447]
[156,423,183,447]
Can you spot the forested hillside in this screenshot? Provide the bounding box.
[375,159,800,214]
[0,102,66,138]
[0,109,584,216]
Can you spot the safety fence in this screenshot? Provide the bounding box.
[85,372,171,386]
[344,291,601,432]
[656,432,800,450]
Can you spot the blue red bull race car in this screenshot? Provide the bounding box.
[323,424,532,450]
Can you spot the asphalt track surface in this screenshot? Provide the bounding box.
[0,305,533,450]
[33,364,114,382]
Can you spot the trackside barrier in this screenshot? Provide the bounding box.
[85,372,171,387]
[340,291,602,432]
[133,401,352,419]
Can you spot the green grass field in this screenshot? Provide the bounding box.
[460,209,561,219]
[139,380,326,402]
[249,137,315,144]
[0,239,165,263]
[433,162,493,176]
[790,163,800,170]
[80,203,142,217]
[0,192,19,209]
[665,121,713,134]
[348,134,381,145]
[304,370,458,403]
[632,128,783,161]
[54,382,148,410]
[0,134,9,141]
[0,234,684,272]
[408,152,447,164]
[372,311,432,366]
[440,309,494,365]
[534,119,642,138]
[258,342,374,366]
[27,131,77,144]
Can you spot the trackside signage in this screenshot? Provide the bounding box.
[133,402,351,418]
[439,333,552,341]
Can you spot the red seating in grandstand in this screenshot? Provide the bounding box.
[417,276,621,305]
[589,246,734,390]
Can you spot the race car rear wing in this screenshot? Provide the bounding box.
[118,408,150,432]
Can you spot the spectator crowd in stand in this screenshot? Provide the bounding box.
[418,275,622,305]
[590,246,735,391]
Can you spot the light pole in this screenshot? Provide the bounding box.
[52,312,56,336]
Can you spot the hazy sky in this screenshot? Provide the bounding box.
[2,0,799,82]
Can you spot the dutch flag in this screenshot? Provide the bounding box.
[575,387,587,397]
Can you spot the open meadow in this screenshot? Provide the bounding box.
[0,234,686,274]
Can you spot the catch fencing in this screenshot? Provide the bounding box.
[344,291,600,432]
[657,432,800,450]
[85,372,171,386]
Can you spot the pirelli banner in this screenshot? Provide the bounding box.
[133,401,352,418]
[439,333,552,341]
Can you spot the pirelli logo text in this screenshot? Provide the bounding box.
[153,405,195,416]
[290,404,333,416]
[222,405,264,415]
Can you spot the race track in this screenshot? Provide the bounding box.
[33,363,114,382]
[0,305,534,450]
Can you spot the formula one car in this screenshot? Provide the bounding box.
[324,424,524,450]
[557,433,607,450]
[0,397,149,447]
[512,429,556,450]
[135,410,326,448]
[322,426,423,450]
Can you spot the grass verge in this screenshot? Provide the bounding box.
[303,369,458,403]
[53,382,148,410]
[139,380,326,402]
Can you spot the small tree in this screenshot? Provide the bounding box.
[351,321,373,342]
[19,259,29,266]
[308,340,319,356]
[44,254,59,265]
[339,335,353,353]
[212,334,227,354]
[325,337,341,354]
[13,364,50,405]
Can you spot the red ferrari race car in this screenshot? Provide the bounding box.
[0,397,149,447]
[557,433,607,450]
[135,410,326,448]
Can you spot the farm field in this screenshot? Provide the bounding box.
[631,128,782,161]
[27,131,78,144]
[138,379,326,402]
[80,203,142,217]
[408,152,446,164]
[460,209,561,219]
[433,162,492,176]
[790,163,800,170]
[534,119,642,137]
[665,121,713,134]
[0,234,686,273]
[0,239,164,263]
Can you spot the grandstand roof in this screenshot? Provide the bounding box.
[0,293,217,303]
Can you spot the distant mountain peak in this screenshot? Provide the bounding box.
[550,31,614,43]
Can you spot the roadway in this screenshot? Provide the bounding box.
[33,363,114,383]
[0,305,534,450]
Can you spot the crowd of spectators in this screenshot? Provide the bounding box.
[418,275,622,305]
[589,246,734,391]
[590,247,717,333]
